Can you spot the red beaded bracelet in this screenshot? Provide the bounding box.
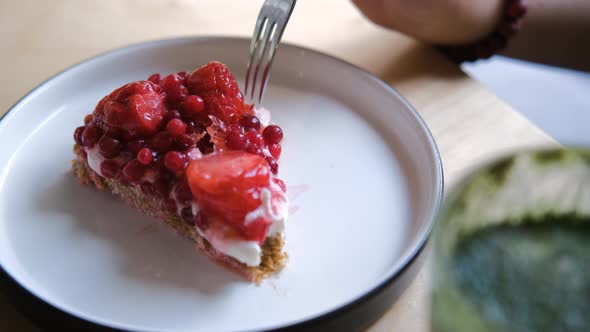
[436,0,527,63]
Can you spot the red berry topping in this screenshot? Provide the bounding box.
[166,118,187,137]
[181,95,205,118]
[177,71,189,82]
[147,73,161,84]
[98,135,122,159]
[122,160,145,182]
[185,121,197,134]
[73,126,85,146]
[265,156,279,174]
[186,151,272,243]
[246,144,263,156]
[151,132,174,153]
[100,160,120,178]
[93,81,165,139]
[77,64,286,244]
[245,129,264,148]
[240,115,261,131]
[176,134,197,151]
[160,74,188,104]
[136,147,153,165]
[263,125,283,144]
[163,109,181,123]
[164,151,187,173]
[225,130,246,150]
[227,123,242,133]
[187,62,244,123]
[126,139,146,154]
[81,125,102,148]
[269,143,282,159]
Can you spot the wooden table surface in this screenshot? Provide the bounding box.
[0,0,556,331]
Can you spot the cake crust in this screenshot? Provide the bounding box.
[72,146,286,283]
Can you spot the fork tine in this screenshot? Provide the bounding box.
[245,15,268,97]
[249,20,276,100]
[257,22,284,102]
[246,0,297,104]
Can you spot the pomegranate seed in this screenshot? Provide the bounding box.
[266,156,279,174]
[98,136,122,159]
[246,144,263,156]
[137,147,153,165]
[181,207,194,224]
[126,139,146,154]
[240,114,261,131]
[163,109,181,123]
[151,132,174,152]
[181,95,205,118]
[174,179,193,204]
[195,212,209,231]
[164,199,177,213]
[164,151,187,173]
[84,114,94,125]
[148,73,161,84]
[81,125,102,148]
[73,126,85,145]
[263,125,283,144]
[269,143,282,159]
[225,130,246,150]
[100,160,120,178]
[176,134,196,151]
[122,160,145,182]
[161,74,188,104]
[245,129,264,148]
[274,178,287,192]
[166,118,187,137]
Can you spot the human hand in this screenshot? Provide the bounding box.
[351,0,504,44]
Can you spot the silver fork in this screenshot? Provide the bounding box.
[244,0,296,104]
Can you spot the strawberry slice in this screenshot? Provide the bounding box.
[94,81,165,139]
[187,62,247,124]
[186,151,272,243]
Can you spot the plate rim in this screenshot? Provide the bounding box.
[0,35,444,331]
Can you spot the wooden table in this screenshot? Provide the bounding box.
[0,0,555,331]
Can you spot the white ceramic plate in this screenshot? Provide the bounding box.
[0,37,442,331]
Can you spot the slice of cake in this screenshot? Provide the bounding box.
[72,62,288,282]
